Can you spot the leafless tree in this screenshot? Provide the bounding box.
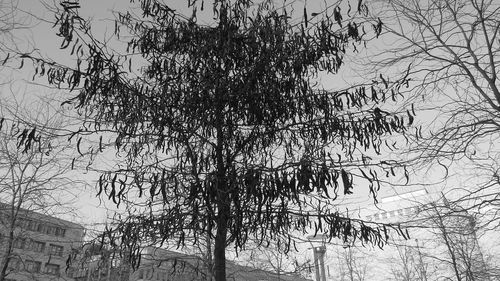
[414,201,500,281]
[389,244,418,281]
[335,246,370,281]
[0,97,82,281]
[0,0,19,54]
[366,0,500,229]
[388,241,432,281]
[0,0,34,70]
[240,241,312,280]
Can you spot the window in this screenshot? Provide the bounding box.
[31,241,45,253]
[45,226,57,235]
[13,238,26,249]
[36,224,45,233]
[45,264,60,276]
[16,218,27,228]
[381,212,388,219]
[7,258,20,270]
[55,227,66,237]
[27,220,38,231]
[49,244,64,257]
[25,260,41,273]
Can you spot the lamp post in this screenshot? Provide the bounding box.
[307,235,327,281]
[313,245,327,281]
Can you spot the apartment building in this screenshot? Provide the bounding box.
[70,246,312,281]
[0,204,85,281]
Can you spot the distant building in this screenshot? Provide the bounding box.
[0,203,85,281]
[133,247,312,281]
[304,187,433,281]
[363,188,430,223]
[71,246,312,281]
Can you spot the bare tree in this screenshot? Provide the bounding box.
[0,97,81,281]
[0,0,19,54]
[0,0,34,69]
[367,0,500,223]
[415,201,499,281]
[240,240,312,280]
[335,247,370,281]
[389,244,418,281]
[388,241,432,281]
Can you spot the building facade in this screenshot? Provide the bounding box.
[0,204,85,281]
[70,246,311,281]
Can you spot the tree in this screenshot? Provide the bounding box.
[367,0,500,221]
[240,239,312,280]
[21,1,414,280]
[0,0,37,72]
[0,98,81,281]
[421,201,496,281]
[388,242,431,281]
[336,246,370,281]
[0,0,19,56]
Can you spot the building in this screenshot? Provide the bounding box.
[304,186,500,281]
[132,247,312,281]
[71,246,312,281]
[0,203,85,281]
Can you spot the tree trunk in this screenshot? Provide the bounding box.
[0,231,14,281]
[214,95,229,281]
[205,233,214,281]
[0,204,18,281]
[214,201,229,281]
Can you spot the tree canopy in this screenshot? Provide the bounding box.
[15,0,415,280]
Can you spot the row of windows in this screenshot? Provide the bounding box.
[11,238,64,257]
[68,257,124,279]
[8,258,60,276]
[137,268,173,281]
[366,206,421,221]
[16,217,67,237]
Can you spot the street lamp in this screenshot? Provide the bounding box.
[307,234,327,281]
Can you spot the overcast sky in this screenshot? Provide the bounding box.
[2,0,447,233]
